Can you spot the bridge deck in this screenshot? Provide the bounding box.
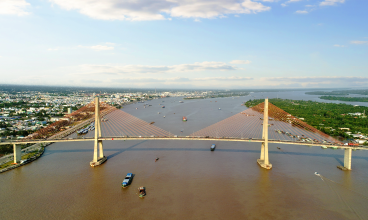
[1,137,366,150]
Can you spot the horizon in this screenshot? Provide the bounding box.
[1,83,368,92]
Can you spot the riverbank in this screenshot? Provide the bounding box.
[0,143,47,173]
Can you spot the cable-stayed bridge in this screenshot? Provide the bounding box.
[1,97,364,170]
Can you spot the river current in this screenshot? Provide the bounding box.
[1,91,368,219]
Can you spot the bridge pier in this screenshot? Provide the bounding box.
[90,97,107,167]
[13,144,21,164]
[257,98,272,170]
[338,148,352,171]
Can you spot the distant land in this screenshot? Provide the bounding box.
[306,90,368,96]
[2,84,368,94]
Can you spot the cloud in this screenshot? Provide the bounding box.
[77,61,239,75]
[262,76,368,84]
[350,41,368,45]
[194,76,253,81]
[48,47,65,51]
[333,44,346,47]
[320,0,345,6]
[78,45,114,51]
[48,43,116,51]
[230,60,252,64]
[112,76,253,83]
[0,0,30,16]
[49,0,270,21]
[281,0,302,7]
[295,10,308,14]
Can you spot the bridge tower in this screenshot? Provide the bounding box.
[90,97,107,167]
[257,98,272,169]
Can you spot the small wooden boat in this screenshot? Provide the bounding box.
[210,144,216,151]
[138,186,146,198]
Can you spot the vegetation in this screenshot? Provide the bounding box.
[319,96,368,102]
[245,99,368,138]
[184,93,249,100]
[0,143,32,157]
[0,148,42,169]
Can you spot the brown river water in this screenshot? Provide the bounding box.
[1,95,368,220]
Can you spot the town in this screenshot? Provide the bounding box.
[0,86,247,142]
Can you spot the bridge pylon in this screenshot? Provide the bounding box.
[257,98,272,169]
[90,97,107,167]
[338,148,352,170]
[13,144,21,164]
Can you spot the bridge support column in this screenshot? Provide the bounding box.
[338,148,352,170]
[257,98,272,170]
[13,144,21,164]
[90,96,107,167]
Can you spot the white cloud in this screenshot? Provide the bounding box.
[76,61,239,75]
[350,41,368,45]
[113,76,253,83]
[230,60,252,64]
[263,76,368,84]
[295,10,308,14]
[48,43,116,51]
[320,0,345,6]
[48,47,65,51]
[49,0,270,21]
[78,45,114,51]
[281,0,302,7]
[333,44,345,47]
[0,0,30,16]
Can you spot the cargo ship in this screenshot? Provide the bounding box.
[183,116,187,121]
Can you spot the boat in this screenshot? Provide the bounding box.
[162,106,165,108]
[122,173,133,188]
[163,116,165,118]
[182,116,187,121]
[150,122,155,124]
[138,186,146,198]
[210,144,216,151]
[218,108,221,110]
[179,101,183,103]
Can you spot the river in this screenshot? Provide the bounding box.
[1,91,368,219]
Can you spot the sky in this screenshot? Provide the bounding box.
[0,0,367,89]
